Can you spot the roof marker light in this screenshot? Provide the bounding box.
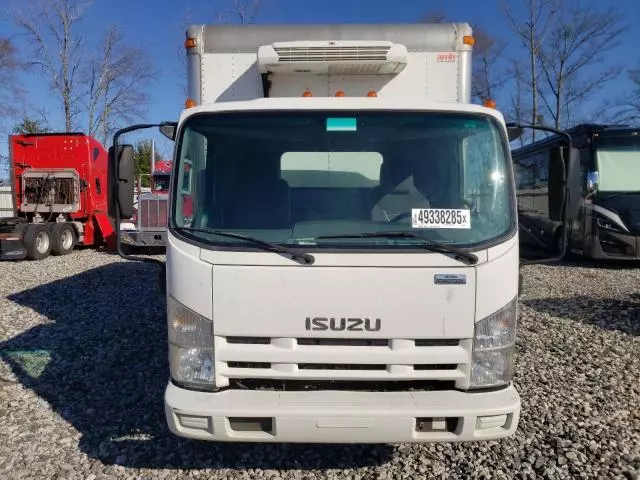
[483,98,497,109]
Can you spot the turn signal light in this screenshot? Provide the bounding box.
[483,98,497,109]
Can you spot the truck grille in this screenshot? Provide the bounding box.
[138,194,168,230]
[214,336,471,389]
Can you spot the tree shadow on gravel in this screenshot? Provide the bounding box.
[0,261,393,471]
[522,294,640,336]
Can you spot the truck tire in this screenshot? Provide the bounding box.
[51,223,76,256]
[23,224,52,260]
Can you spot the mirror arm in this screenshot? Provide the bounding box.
[111,123,175,292]
[512,122,574,268]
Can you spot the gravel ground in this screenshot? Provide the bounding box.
[1,248,639,479]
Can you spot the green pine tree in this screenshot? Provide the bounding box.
[133,140,161,188]
[12,117,50,134]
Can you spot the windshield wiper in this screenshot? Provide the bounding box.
[175,227,315,265]
[315,231,478,265]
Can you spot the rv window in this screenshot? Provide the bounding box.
[596,147,640,192]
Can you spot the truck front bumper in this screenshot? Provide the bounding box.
[0,227,26,260]
[164,381,520,443]
[120,229,167,247]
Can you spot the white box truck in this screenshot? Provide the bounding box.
[107,23,580,443]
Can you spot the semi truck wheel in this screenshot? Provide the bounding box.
[51,223,76,255]
[23,224,52,260]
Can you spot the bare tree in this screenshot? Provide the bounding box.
[176,0,263,98]
[537,2,627,129]
[420,12,508,106]
[470,26,508,104]
[589,61,640,126]
[0,37,25,118]
[228,0,262,24]
[11,0,92,132]
[420,11,447,23]
[175,6,194,98]
[626,66,640,122]
[84,26,156,145]
[503,0,560,139]
[214,0,263,24]
[505,59,532,147]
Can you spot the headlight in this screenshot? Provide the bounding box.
[470,297,517,389]
[596,217,626,232]
[167,296,215,390]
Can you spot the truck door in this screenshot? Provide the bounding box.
[570,146,590,252]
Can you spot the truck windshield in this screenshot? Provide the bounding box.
[171,111,515,250]
[595,141,640,192]
[153,175,170,191]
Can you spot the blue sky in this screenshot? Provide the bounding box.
[1,0,638,178]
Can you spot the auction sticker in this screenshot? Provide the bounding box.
[411,208,471,229]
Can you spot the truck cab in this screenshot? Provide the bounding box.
[108,22,580,443]
[120,160,175,250]
[0,132,115,260]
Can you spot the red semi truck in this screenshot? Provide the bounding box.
[0,132,116,260]
[120,159,173,251]
[120,156,193,252]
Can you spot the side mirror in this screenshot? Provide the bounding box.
[160,123,176,141]
[564,147,582,222]
[516,123,581,268]
[587,171,599,191]
[507,124,524,142]
[107,144,135,219]
[548,146,566,222]
[548,146,581,222]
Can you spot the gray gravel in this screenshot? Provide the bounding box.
[1,249,639,479]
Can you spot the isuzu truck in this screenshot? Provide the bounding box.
[108,23,580,443]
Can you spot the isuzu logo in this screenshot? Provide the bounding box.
[305,317,381,332]
[434,274,467,285]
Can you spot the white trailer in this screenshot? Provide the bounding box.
[108,22,580,443]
